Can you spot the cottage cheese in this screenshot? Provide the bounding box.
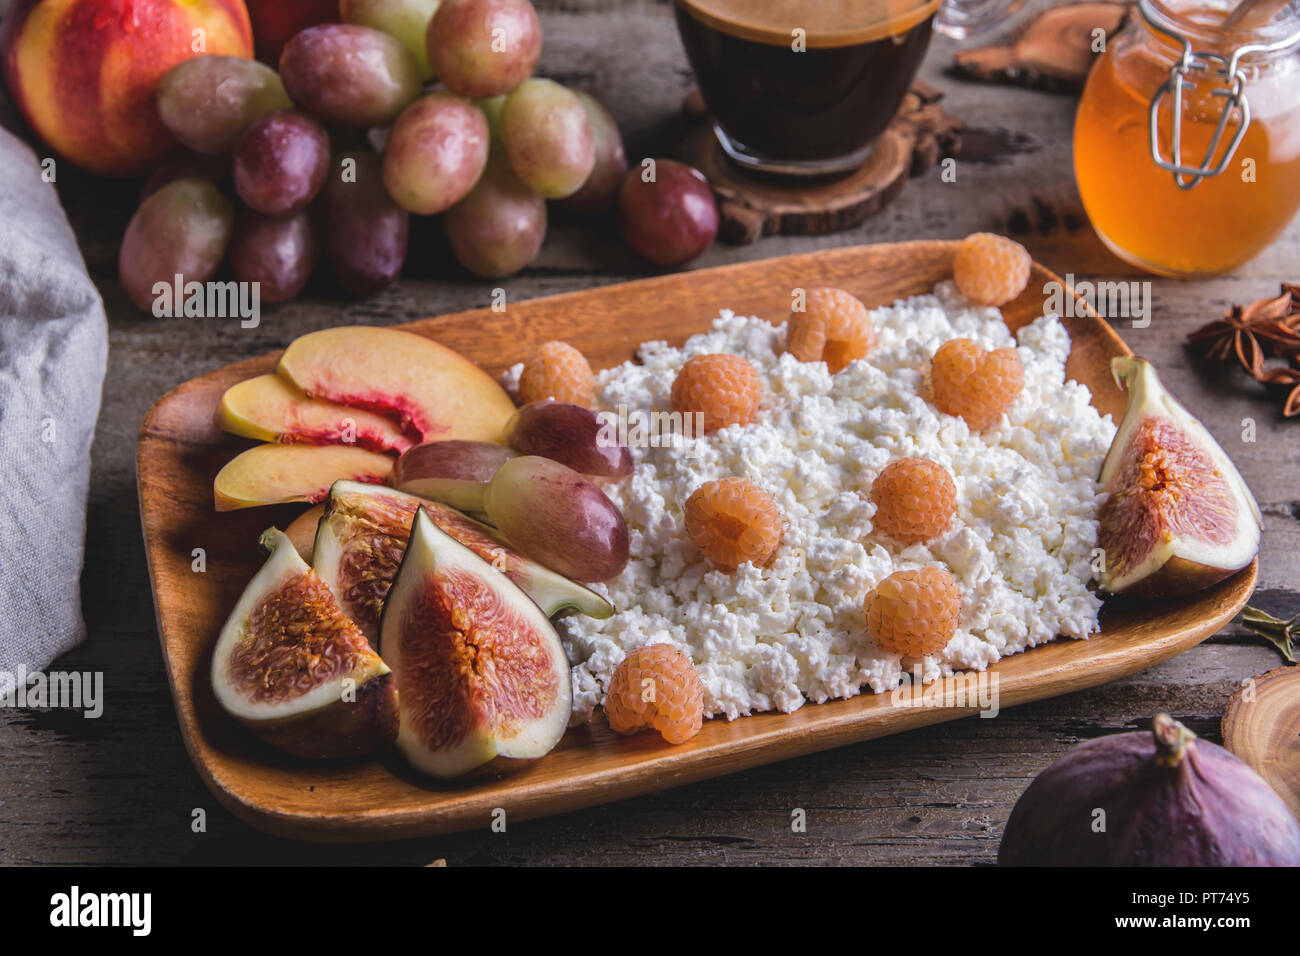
[560,283,1117,723]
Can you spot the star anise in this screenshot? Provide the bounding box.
[1240,606,1299,663]
[1245,290,1300,356]
[1187,289,1300,378]
[1260,363,1300,417]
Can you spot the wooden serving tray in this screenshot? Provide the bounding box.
[137,241,1256,842]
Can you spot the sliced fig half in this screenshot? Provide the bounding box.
[211,529,398,758]
[313,481,613,644]
[381,508,572,778]
[1098,357,1261,597]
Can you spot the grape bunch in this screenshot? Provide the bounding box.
[119,0,720,313]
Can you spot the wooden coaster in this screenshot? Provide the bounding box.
[1221,667,1300,821]
[950,2,1131,94]
[680,83,963,244]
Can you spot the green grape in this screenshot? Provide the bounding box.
[118,179,234,313]
[340,0,441,80]
[157,56,291,155]
[499,79,595,199]
[483,456,629,583]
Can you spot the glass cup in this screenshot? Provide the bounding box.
[675,0,1026,177]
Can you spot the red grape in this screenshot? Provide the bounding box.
[443,156,545,278]
[156,56,291,155]
[233,110,330,217]
[382,92,490,215]
[426,0,541,99]
[560,92,627,216]
[391,439,516,511]
[618,159,718,267]
[319,152,411,296]
[279,24,421,127]
[229,210,317,303]
[484,456,629,582]
[503,401,634,477]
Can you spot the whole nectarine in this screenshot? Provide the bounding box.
[1,0,253,177]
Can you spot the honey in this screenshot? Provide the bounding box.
[1074,1,1300,276]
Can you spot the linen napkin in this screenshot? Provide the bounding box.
[0,124,108,695]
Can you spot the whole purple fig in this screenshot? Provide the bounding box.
[999,713,1300,866]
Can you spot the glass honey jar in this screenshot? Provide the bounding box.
[1074,0,1300,276]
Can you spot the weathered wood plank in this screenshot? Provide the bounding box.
[0,643,1277,865]
[1,0,1296,865]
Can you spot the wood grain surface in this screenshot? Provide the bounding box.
[1221,668,1300,820]
[951,2,1131,93]
[1,0,1294,865]
[137,241,1254,840]
[681,85,963,243]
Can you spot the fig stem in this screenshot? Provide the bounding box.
[258,526,289,556]
[1152,712,1196,767]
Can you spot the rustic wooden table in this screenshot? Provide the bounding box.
[1,0,1293,866]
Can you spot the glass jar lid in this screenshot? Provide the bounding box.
[1142,0,1300,188]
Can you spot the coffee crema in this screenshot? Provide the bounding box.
[676,0,940,169]
[675,0,941,48]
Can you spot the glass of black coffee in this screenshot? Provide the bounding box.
[676,0,1022,176]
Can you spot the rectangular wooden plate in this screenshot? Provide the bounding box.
[138,240,1256,842]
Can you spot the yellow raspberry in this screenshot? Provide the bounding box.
[685,477,783,572]
[670,353,763,433]
[871,457,957,544]
[865,567,961,657]
[930,338,1024,431]
[953,233,1031,307]
[519,340,595,406]
[604,644,705,745]
[787,287,876,373]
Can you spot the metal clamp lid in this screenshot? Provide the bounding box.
[1143,0,1300,189]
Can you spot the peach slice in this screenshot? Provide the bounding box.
[277,326,516,444]
[217,374,412,453]
[214,444,393,511]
